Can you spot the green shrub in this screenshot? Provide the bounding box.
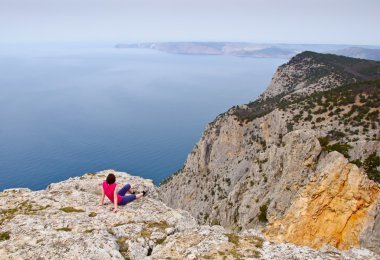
[304,114,313,121]
[293,114,302,123]
[286,123,293,132]
[318,136,329,147]
[364,152,380,183]
[350,159,363,167]
[324,143,352,158]
[328,130,345,140]
[367,110,379,121]
[258,204,268,222]
[316,117,325,123]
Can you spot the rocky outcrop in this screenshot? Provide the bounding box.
[160,124,380,251]
[266,152,380,251]
[3,170,377,259]
[159,52,380,254]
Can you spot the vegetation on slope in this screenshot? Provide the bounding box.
[234,51,380,123]
[283,80,380,133]
[234,55,380,182]
[162,52,380,188]
[363,153,380,183]
[291,51,380,81]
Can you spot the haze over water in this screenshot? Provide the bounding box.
[0,44,285,190]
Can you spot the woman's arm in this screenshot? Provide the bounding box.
[113,184,118,213]
[98,185,105,206]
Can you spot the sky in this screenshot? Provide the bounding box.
[0,0,379,45]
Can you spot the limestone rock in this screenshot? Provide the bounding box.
[0,170,196,259]
[159,52,380,255]
[2,170,378,259]
[266,151,380,250]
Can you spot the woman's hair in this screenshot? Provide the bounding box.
[106,173,116,184]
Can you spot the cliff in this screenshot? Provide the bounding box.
[159,52,380,254]
[3,170,377,259]
[2,51,380,259]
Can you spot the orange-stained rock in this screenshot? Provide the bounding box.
[265,151,380,250]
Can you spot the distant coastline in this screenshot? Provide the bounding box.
[115,42,380,60]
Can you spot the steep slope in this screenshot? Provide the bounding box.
[159,52,380,254]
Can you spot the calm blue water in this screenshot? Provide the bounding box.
[0,44,286,190]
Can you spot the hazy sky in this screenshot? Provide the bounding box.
[0,0,379,45]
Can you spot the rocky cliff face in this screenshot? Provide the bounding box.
[3,170,377,259]
[266,151,380,250]
[159,52,380,254]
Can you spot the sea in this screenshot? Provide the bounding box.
[0,43,286,190]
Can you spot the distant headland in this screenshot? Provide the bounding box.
[115,42,380,60]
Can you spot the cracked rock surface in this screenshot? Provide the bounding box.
[1,170,379,259]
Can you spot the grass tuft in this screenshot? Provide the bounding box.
[0,232,10,241]
[226,233,240,246]
[60,207,85,213]
[56,227,72,232]
[88,212,97,217]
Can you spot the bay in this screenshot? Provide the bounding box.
[0,44,286,190]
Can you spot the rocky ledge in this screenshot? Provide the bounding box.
[0,170,379,259]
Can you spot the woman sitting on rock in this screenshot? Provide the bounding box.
[98,173,146,213]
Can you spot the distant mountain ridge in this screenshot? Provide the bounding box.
[115,42,380,60]
[115,42,295,58]
[330,46,380,61]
